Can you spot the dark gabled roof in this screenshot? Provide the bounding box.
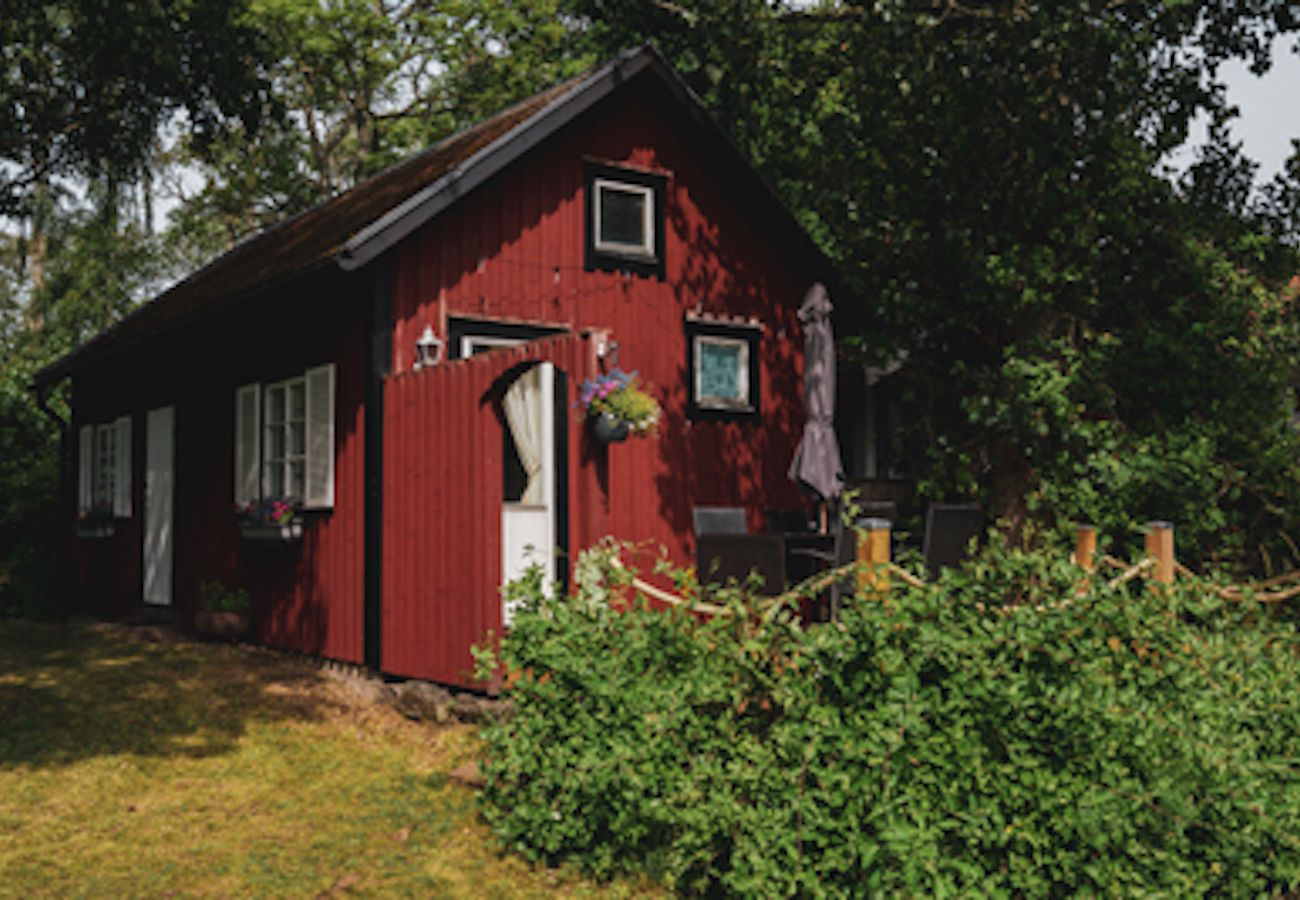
[36,46,836,386]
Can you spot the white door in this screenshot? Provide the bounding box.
[501,363,555,624]
[143,406,175,606]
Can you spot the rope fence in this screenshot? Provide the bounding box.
[610,520,1300,617]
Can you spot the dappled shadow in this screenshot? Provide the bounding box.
[653,154,810,544]
[0,620,342,770]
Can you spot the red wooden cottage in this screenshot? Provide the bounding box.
[37,47,846,688]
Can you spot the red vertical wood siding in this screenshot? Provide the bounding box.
[68,272,368,665]
[381,333,594,686]
[390,77,808,571]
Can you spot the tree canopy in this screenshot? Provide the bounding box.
[569,0,1300,564]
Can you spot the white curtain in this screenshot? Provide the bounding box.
[502,366,545,504]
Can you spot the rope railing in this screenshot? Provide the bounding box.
[609,521,1300,620]
[1106,557,1155,589]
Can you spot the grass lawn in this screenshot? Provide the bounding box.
[0,620,649,898]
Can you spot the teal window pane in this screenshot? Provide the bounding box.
[699,342,742,400]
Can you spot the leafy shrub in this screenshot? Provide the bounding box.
[477,541,1300,895]
[199,579,250,614]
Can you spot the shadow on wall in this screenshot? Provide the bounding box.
[0,620,336,770]
[653,188,806,541]
[250,538,330,658]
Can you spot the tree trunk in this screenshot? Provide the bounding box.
[986,435,1031,546]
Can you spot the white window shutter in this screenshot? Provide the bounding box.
[234,383,261,506]
[113,415,132,517]
[78,425,94,514]
[304,364,335,509]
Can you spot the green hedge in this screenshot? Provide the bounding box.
[476,543,1300,895]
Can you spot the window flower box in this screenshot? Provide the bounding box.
[76,522,116,539]
[236,499,303,542]
[239,521,303,542]
[76,507,117,539]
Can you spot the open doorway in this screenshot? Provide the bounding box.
[500,362,558,624]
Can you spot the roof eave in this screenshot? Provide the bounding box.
[337,46,656,272]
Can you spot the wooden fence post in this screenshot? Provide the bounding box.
[1144,521,1175,586]
[1073,524,1097,572]
[856,517,891,595]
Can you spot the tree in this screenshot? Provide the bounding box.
[565,0,1300,567]
[0,0,270,217]
[162,0,599,265]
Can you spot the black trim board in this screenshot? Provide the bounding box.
[338,47,659,272]
[554,369,570,594]
[364,259,393,670]
[447,317,567,360]
[685,319,762,423]
[337,45,835,290]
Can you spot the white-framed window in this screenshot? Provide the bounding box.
[592,178,655,257]
[235,363,335,510]
[263,376,307,502]
[686,320,761,421]
[77,415,132,517]
[584,161,666,279]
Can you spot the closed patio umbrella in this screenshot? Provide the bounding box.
[789,282,844,506]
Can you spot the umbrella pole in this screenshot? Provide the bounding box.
[829,497,843,621]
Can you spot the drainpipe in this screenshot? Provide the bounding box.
[34,380,73,616]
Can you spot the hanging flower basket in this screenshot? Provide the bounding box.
[577,369,660,445]
[591,411,631,444]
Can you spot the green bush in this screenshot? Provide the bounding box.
[476,542,1300,895]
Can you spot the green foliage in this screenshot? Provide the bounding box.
[0,0,270,216]
[0,186,160,618]
[567,1,1300,570]
[199,580,251,614]
[478,544,1300,894]
[163,0,598,260]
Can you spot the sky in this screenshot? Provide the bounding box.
[1170,33,1300,185]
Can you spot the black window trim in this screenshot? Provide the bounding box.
[685,319,761,423]
[584,160,667,281]
[447,316,568,360]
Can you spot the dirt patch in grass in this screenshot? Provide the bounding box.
[0,620,655,898]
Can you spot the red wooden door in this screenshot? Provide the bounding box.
[381,332,595,686]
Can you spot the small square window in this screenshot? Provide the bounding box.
[686,320,761,421]
[594,179,654,256]
[584,161,666,280]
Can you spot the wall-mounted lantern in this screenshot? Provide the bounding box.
[414,325,444,370]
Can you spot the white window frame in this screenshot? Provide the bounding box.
[78,415,132,517]
[94,423,118,512]
[461,334,525,358]
[592,177,656,258]
[262,375,307,504]
[693,334,752,411]
[234,364,335,512]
